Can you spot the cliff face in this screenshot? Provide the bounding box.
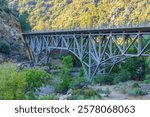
[0,10,26,63]
[0,11,21,40]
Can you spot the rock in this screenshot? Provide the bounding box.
[41,66,50,72]
[59,89,73,100]
[101,93,109,97]
[67,89,73,95]
[59,94,72,100]
[0,10,27,64]
[38,85,55,97]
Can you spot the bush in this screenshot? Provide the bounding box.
[113,69,131,84]
[24,69,53,92]
[69,77,88,89]
[0,62,54,100]
[132,83,140,88]
[0,63,26,100]
[145,57,150,83]
[96,88,111,97]
[0,40,10,54]
[79,68,84,77]
[146,57,150,69]
[93,74,114,85]
[39,94,59,100]
[71,89,102,100]
[121,57,146,81]
[144,74,150,83]
[128,88,146,96]
[57,55,73,92]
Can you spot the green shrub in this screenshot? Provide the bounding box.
[69,77,88,89]
[0,62,54,100]
[93,74,114,85]
[39,94,59,100]
[132,83,140,88]
[71,89,102,100]
[55,78,72,93]
[144,74,150,83]
[3,6,11,13]
[0,40,10,54]
[146,57,150,69]
[79,68,84,77]
[121,57,146,81]
[145,57,150,83]
[24,69,53,92]
[57,55,73,92]
[70,95,85,100]
[96,88,111,97]
[0,63,26,100]
[113,69,131,84]
[26,92,38,100]
[128,88,145,96]
[84,89,100,99]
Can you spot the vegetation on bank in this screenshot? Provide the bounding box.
[0,63,53,100]
[0,39,11,54]
[0,52,150,100]
[1,0,150,100]
[7,0,150,31]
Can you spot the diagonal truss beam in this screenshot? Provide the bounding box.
[24,32,150,80]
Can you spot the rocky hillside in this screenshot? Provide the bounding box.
[8,0,150,31]
[0,8,26,63]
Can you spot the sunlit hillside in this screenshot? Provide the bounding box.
[8,0,150,31]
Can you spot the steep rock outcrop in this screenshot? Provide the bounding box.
[0,10,27,63]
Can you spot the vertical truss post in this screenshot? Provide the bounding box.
[23,29,150,81]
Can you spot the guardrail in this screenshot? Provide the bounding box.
[23,23,150,34]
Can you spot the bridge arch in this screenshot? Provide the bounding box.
[23,27,150,80]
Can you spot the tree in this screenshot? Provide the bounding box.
[145,57,150,83]
[19,11,31,31]
[0,63,26,100]
[57,55,73,92]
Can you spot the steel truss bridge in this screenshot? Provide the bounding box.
[23,27,150,80]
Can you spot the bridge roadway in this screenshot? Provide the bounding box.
[23,26,150,35]
[22,26,150,80]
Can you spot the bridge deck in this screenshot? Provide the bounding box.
[23,26,150,80]
[23,27,150,35]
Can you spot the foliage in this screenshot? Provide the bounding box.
[146,57,150,69]
[128,88,146,96]
[7,0,150,31]
[113,69,131,84]
[0,63,26,100]
[79,68,84,77]
[26,91,38,100]
[114,82,130,94]
[71,88,102,100]
[39,94,59,100]
[144,74,150,84]
[24,68,53,92]
[0,39,10,54]
[69,77,88,90]
[93,74,114,85]
[19,11,31,31]
[0,62,54,100]
[132,83,140,89]
[145,57,150,83]
[96,88,111,97]
[121,57,146,81]
[56,55,73,92]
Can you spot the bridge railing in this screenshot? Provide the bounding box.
[23,22,150,34]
